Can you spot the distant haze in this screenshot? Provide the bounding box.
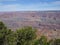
[0,11,60,30]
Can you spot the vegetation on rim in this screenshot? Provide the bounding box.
[0,21,60,45]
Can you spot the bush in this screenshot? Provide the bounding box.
[0,21,7,45]
[5,29,17,45]
[16,26,36,45]
[34,36,48,45]
[0,22,17,45]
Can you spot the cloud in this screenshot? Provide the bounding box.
[51,1,60,5]
[0,0,16,2]
[0,4,18,11]
[0,3,49,11]
[0,0,60,11]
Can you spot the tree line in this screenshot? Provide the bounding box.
[0,21,60,45]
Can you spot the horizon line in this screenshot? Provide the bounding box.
[0,10,60,12]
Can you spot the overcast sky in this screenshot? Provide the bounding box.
[0,0,60,11]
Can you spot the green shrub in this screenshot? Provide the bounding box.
[34,36,48,45]
[16,26,36,45]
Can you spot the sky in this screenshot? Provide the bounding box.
[0,0,60,11]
